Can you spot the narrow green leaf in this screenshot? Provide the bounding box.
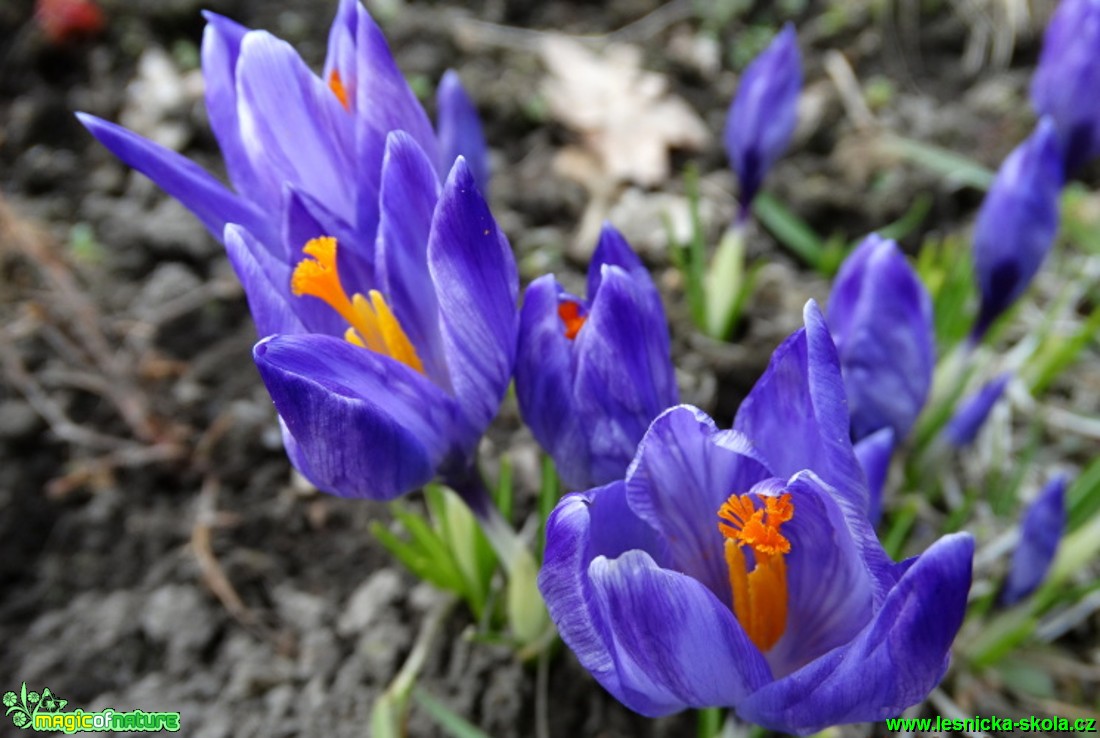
[1068,456,1100,532]
[704,227,746,339]
[413,688,493,738]
[1025,303,1100,395]
[879,134,995,190]
[752,192,825,270]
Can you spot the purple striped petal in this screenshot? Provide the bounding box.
[436,70,490,195]
[572,265,679,487]
[223,224,303,338]
[253,334,461,500]
[375,131,449,387]
[427,158,518,435]
[235,31,356,222]
[323,0,359,107]
[854,427,894,523]
[1000,475,1068,606]
[515,275,588,488]
[625,406,772,602]
[76,113,271,245]
[739,533,973,735]
[734,300,869,516]
[586,223,651,307]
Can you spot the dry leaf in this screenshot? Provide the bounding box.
[540,34,709,188]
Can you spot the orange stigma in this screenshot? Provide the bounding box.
[291,237,424,373]
[718,492,794,652]
[328,69,351,111]
[558,301,587,340]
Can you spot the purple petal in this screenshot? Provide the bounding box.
[539,482,675,715]
[724,23,801,208]
[766,473,875,678]
[427,158,518,434]
[734,300,869,517]
[572,265,679,486]
[625,406,772,602]
[515,275,589,489]
[827,235,934,442]
[253,334,461,500]
[436,70,490,195]
[853,428,894,523]
[944,373,1012,447]
[972,120,1063,341]
[739,533,974,735]
[1031,0,1100,170]
[587,549,773,716]
[223,224,304,338]
[375,131,450,387]
[323,0,359,103]
[586,223,650,306]
[235,31,356,222]
[1001,475,1068,606]
[76,113,271,244]
[201,12,264,201]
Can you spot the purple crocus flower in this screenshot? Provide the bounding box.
[944,373,1011,448]
[539,302,973,734]
[827,234,934,443]
[437,69,490,196]
[77,2,510,504]
[516,225,677,491]
[854,427,894,523]
[1031,0,1100,172]
[1000,476,1069,607]
[971,120,1064,342]
[78,0,489,260]
[724,23,802,218]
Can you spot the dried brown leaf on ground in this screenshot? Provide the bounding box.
[539,34,709,189]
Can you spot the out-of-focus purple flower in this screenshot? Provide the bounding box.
[1000,476,1068,606]
[539,302,973,734]
[1031,0,1100,172]
[78,0,489,261]
[437,69,490,196]
[516,224,677,491]
[944,373,1012,448]
[854,427,894,523]
[724,24,801,216]
[827,234,934,443]
[971,120,1064,342]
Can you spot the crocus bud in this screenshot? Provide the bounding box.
[437,70,490,196]
[724,23,801,216]
[1031,0,1100,172]
[827,234,934,443]
[944,373,1011,448]
[1000,476,1068,606]
[971,120,1063,342]
[516,224,678,491]
[854,427,894,523]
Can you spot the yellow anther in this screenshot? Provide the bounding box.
[718,492,794,652]
[291,237,424,374]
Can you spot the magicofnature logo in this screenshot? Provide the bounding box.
[4,682,181,733]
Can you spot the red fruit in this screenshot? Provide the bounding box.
[35,0,105,45]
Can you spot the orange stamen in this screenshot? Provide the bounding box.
[558,301,587,340]
[328,69,350,111]
[291,237,424,374]
[717,492,794,652]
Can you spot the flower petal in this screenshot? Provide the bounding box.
[854,427,894,523]
[516,275,589,488]
[734,300,869,516]
[224,224,304,338]
[375,131,450,387]
[944,373,1012,447]
[236,31,356,222]
[253,334,460,500]
[586,223,648,300]
[427,158,518,434]
[436,70,490,195]
[77,113,270,244]
[1001,475,1068,606]
[827,235,934,442]
[573,265,679,487]
[539,482,672,715]
[625,405,772,601]
[200,11,264,200]
[587,549,773,715]
[739,532,974,735]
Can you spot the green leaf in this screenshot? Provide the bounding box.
[413,688,493,738]
[704,227,747,339]
[1068,456,1100,532]
[879,134,995,190]
[1024,303,1100,395]
[753,192,826,270]
[370,521,458,591]
[537,456,560,559]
